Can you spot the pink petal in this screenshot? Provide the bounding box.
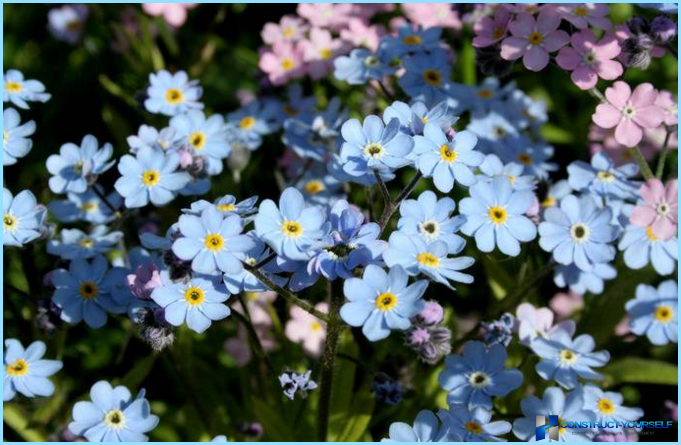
[164,7,188,27]
[473,35,499,48]
[509,13,535,38]
[629,205,657,227]
[595,59,623,81]
[594,34,621,59]
[640,179,666,204]
[665,179,678,205]
[556,47,581,70]
[593,104,622,129]
[630,83,658,107]
[571,29,596,53]
[652,216,676,241]
[588,16,612,30]
[536,9,561,34]
[571,67,598,90]
[473,16,494,34]
[542,30,570,52]
[142,3,165,15]
[614,118,643,147]
[500,37,527,61]
[633,105,666,129]
[523,45,549,71]
[605,81,631,109]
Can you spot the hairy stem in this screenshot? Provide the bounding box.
[655,128,673,178]
[377,171,423,237]
[629,147,655,180]
[373,170,392,206]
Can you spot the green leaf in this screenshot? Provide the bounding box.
[603,358,678,386]
[116,353,157,391]
[328,331,359,441]
[336,387,376,442]
[540,123,574,144]
[479,254,514,299]
[3,404,46,442]
[252,397,295,441]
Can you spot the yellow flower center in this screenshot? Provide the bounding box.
[517,153,532,165]
[5,81,22,93]
[3,214,17,230]
[646,226,658,241]
[439,144,457,162]
[216,204,236,212]
[375,291,398,311]
[142,170,161,187]
[319,48,332,60]
[3,130,8,147]
[488,206,507,224]
[655,305,673,324]
[417,252,440,267]
[597,170,615,183]
[104,409,126,430]
[466,421,483,435]
[574,6,588,16]
[79,237,94,248]
[363,142,386,159]
[311,321,322,332]
[78,281,99,299]
[598,398,615,415]
[283,104,298,116]
[246,292,260,301]
[558,417,566,435]
[541,196,556,208]
[165,88,184,105]
[423,69,442,86]
[281,58,295,71]
[492,27,506,40]
[281,220,303,238]
[189,131,206,150]
[402,35,422,45]
[282,27,295,38]
[570,223,590,243]
[6,359,29,377]
[81,201,99,213]
[184,286,205,306]
[506,174,516,184]
[239,116,256,130]
[421,116,429,124]
[478,89,493,99]
[529,32,544,45]
[204,234,224,251]
[559,349,578,365]
[305,180,325,195]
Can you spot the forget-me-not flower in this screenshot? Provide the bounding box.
[618,222,678,275]
[3,107,36,165]
[3,69,51,109]
[582,385,643,433]
[439,404,512,442]
[381,25,442,58]
[46,135,115,194]
[477,154,536,191]
[47,225,123,260]
[333,48,394,85]
[397,190,465,251]
[466,111,519,154]
[383,101,456,136]
[501,138,558,180]
[185,194,259,219]
[381,410,459,442]
[626,280,677,346]
[145,69,203,116]
[169,110,231,175]
[553,262,617,295]
[3,188,45,247]
[48,188,121,225]
[223,231,285,294]
[226,98,282,150]
[3,339,62,401]
[340,265,427,341]
[438,341,523,409]
[398,49,453,104]
[447,77,516,115]
[568,151,639,200]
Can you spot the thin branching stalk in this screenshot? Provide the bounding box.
[629,146,655,180]
[377,171,423,236]
[655,127,674,178]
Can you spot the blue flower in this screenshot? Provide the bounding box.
[114,147,191,208]
[373,380,405,406]
[340,265,427,341]
[127,124,185,153]
[398,49,452,104]
[459,176,537,256]
[383,100,456,136]
[383,232,474,290]
[477,154,536,191]
[481,313,515,347]
[3,69,51,109]
[279,370,317,400]
[530,324,610,389]
[539,194,619,272]
[169,110,231,175]
[635,3,677,13]
[254,187,329,261]
[47,4,88,43]
[438,341,523,409]
[185,194,259,219]
[583,385,643,433]
[618,222,678,275]
[512,387,597,442]
[447,77,516,115]
[172,206,254,275]
[567,152,639,200]
[413,123,483,192]
[68,380,159,442]
[294,164,344,207]
[334,48,393,85]
[51,255,126,328]
[501,138,557,180]
[48,187,121,224]
[3,188,45,247]
[47,225,123,260]
[504,88,549,130]
[144,70,203,116]
[151,272,231,334]
[380,25,442,58]
[46,135,115,194]
[540,179,572,210]
[626,280,677,346]
[226,99,282,150]
[553,262,617,295]
[440,404,512,442]
[223,231,285,294]
[307,199,387,280]
[466,111,519,154]
[282,84,317,118]
[381,410,458,442]
[3,107,36,165]
[282,98,346,162]
[3,339,62,401]
[397,190,465,251]
[339,115,414,182]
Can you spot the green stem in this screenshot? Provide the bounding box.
[655,128,673,178]
[316,281,344,441]
[377,171,423,237]
[629,147,654,180]
[373,170,392,206]
[231,301,273,374]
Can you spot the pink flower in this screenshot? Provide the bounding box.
[258,41,305,86]
[297,3,355,31]
[615,23,666,64]
[472,6,512,48]
[506,3,544,14]
[500,10,570,71]
[556,30,622,90]
[549,291,584,319]
[126,263,162,300]
[284,303,328,357]
[630,179,678,240]
[351,4,395,21]
[340,18,386,51]
[142,3,196,27]
[589,124,676,165]
[299,28,349,79]
[261,15,309,45]
[515,303,554,344]
[401,4,462,30]
[418,301,444,325]
[655,90,678,126]
[224,291,278,366]
[556,3,611,30]
[592,82,666,147]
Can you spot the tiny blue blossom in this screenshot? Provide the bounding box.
[568,151,640,200]
[282,98,346,162]
[383,101,456,136]
[295,165,344,207]
[3,188,46,247]
[223,231,285,294]
[460,176,537,256]
[447,77,517,114]
[3,69,51,109]
[398,49,453,104]
[48,188,121,224]
[381,410,458,442]
[438,341,523,410]
[625,280,677,346]
[169,110,231,175]
[151,272,231,334]
[413,123,483,192]
[397,190,465,251]
[501,138,558,180]
[482,313,515,347]
[279,370,317,400]
[541,179,573,210]
[373,380,405,406]
[48,4,88,43]
[3,339,62,401]
[553,262,617,295]
[68,380,159,442]
[583,385,644,433]
[618,219,678,275]
[440,405,512,442]
[185,194,259,219]
[3,107,36,165]
[380,25,442,58]
[334,48,393,85]
[144,69,203,116]
[47,225,123,260]
[466,111,519,154]
[127,124,184,153]
[226,98,282,150]
[46,135,115,194]
[340,265,427,342]
[477,154,536,191]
